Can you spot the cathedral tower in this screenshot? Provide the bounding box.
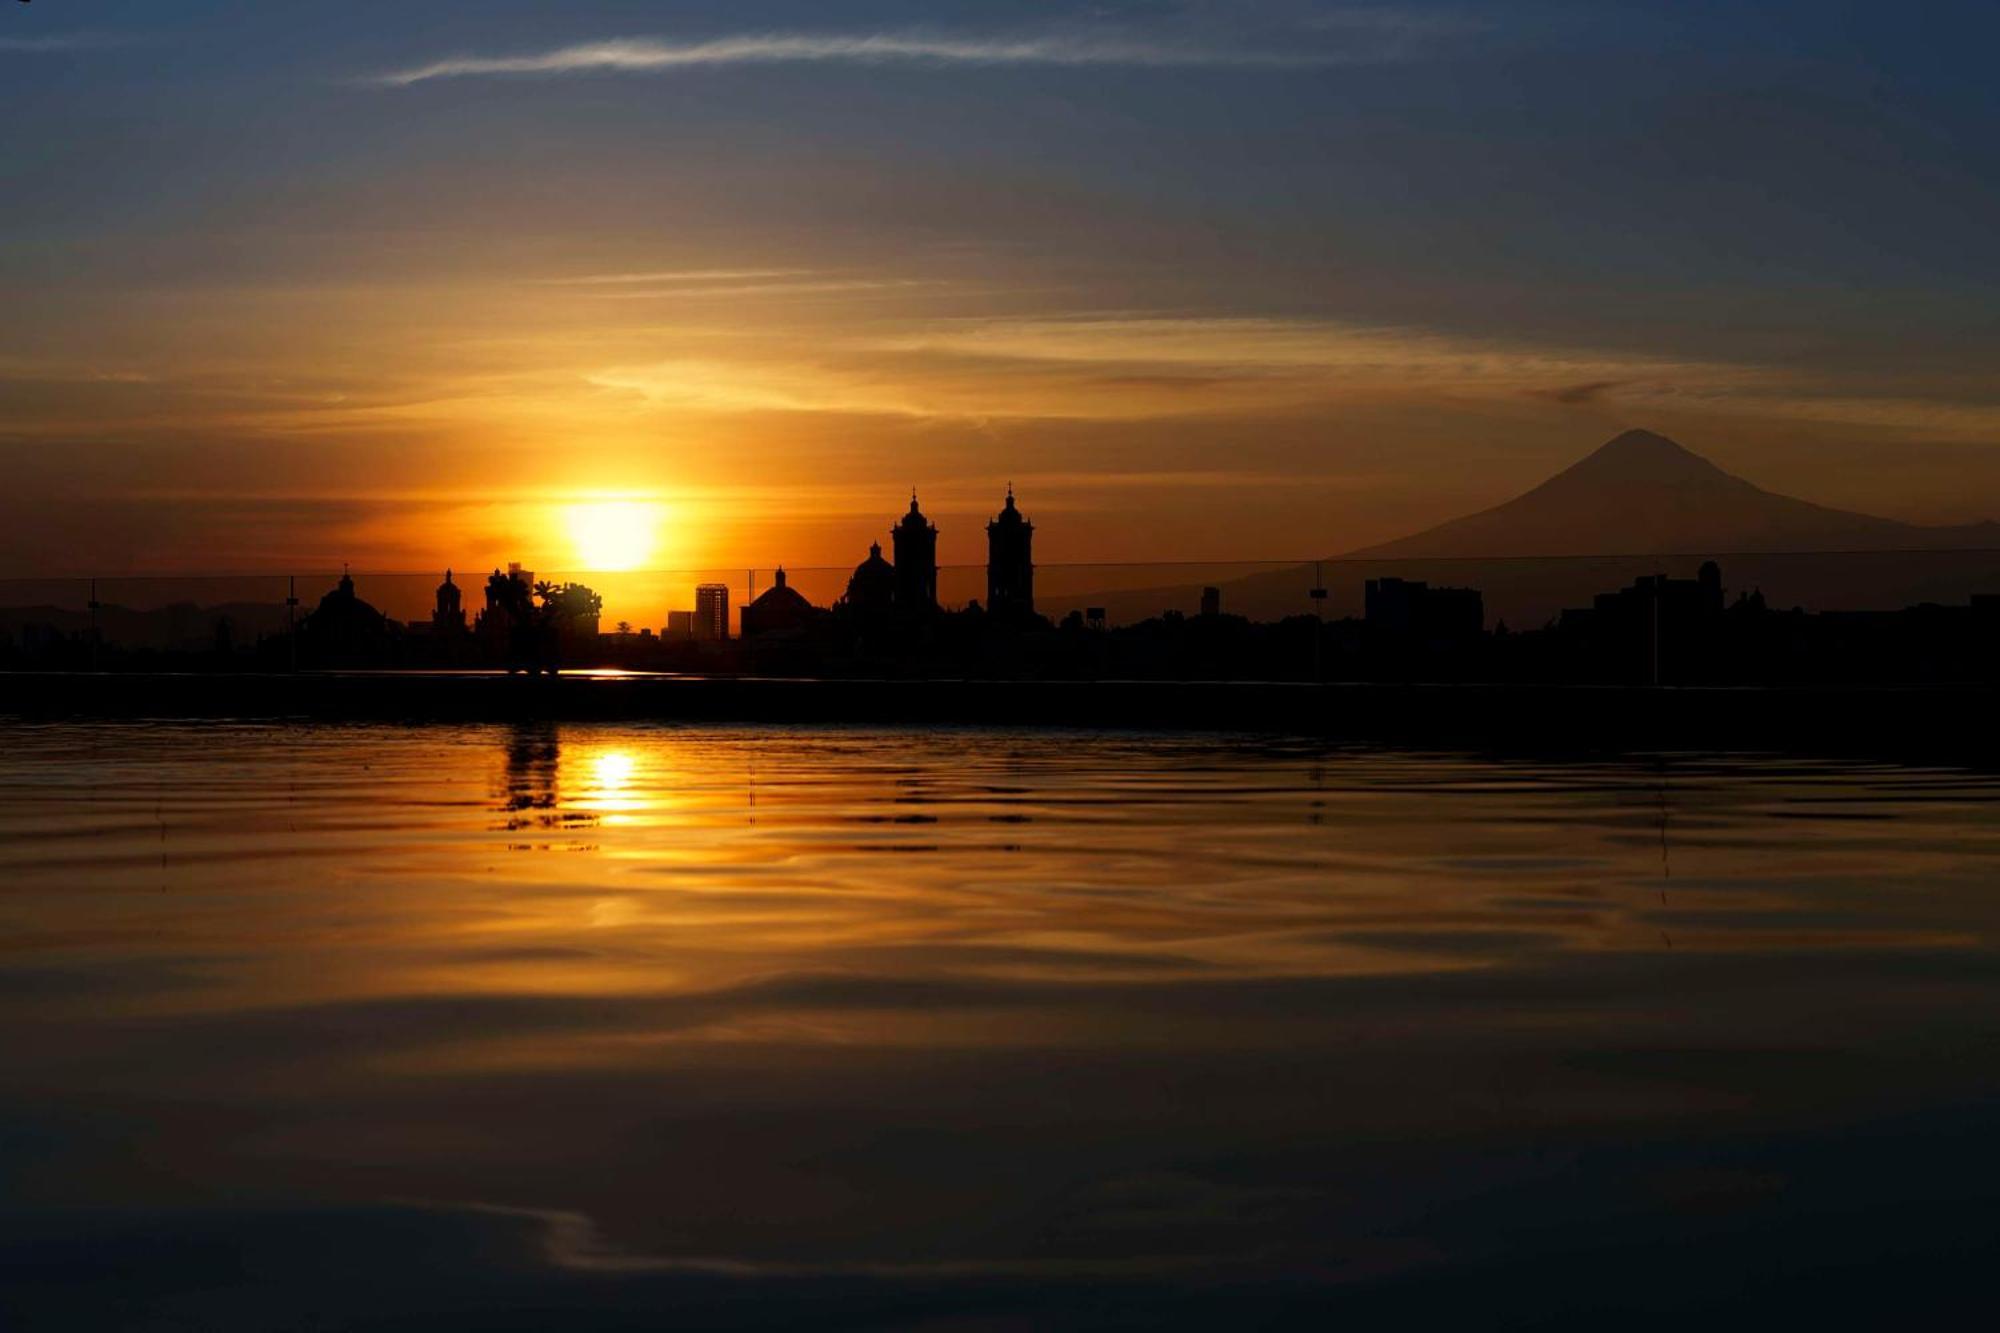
[891,491,938,615]
[985,485,1034,618]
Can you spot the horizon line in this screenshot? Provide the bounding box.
[9,547,2000,585]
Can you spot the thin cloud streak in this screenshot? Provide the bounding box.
[365,28,1422,86]
[0,34,115,53]
[583,278,940,301]
[534,269,814,286]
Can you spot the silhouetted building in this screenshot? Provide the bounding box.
[986,485,1034,618]
[1559,560,1726,682]
[1200,586,1221,618]
[475,564,535,651]
[842,541,897,621]
[1591,561,1724,625]
[694,583,730,641]
[892,492,939,616]
[299,568,395,662]
[1365,577,1483,642]
[666,610,694,640]
[741,566,818,637]
[432,568,465,635]
[1364,576,1483,677]
[477,564,533,629]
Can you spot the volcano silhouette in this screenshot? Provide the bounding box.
[1058,430,1998,627]
[1349,429,1996,559]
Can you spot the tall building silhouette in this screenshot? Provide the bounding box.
[431,569,465,635]
[986,485,1034,618]
[694,583,730,641]
[892,492,938,615]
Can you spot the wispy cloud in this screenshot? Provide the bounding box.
[587,313,1959,430]
[365,23,1435,87]
[585,278,940,301]
[0,33,115,54]
[434,1200,1198,1279]
[533,267,947,303]
[534,269,815,287]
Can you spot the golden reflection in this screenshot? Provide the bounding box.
[592,750,636,791]
[8,721,2000,1315]
[572,745,646,822]
[14,724,1996,1040]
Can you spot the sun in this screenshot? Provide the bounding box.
[565,500,664,572]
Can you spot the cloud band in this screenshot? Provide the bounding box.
[367,29,1409,86]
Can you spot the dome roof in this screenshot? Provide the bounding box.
[991,484,1027,526]
[750,566,814,613]
[896,492,934,532]
[304,568,390,640]
[844,541,897,609]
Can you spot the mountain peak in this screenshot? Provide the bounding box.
[1598,428,1689,456]
[1341,428,1958,559]
[1557,428,1731,486]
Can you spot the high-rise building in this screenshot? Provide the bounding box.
[694,583,730,641]
[985,485,1034,618]
[891,492,938,615]
[666,610,694,640]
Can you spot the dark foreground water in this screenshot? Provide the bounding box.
[2,721,1998,1330]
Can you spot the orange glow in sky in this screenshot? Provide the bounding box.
[564,500,669,573]
[6,3,2000,585]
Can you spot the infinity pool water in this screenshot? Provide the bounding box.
[3,721,1997,1328]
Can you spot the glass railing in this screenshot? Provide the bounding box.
[4,550,1995,682]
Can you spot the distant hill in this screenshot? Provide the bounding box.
[1053,430,2000,628]
[1350,429,1998,559]
[0,601,294,651]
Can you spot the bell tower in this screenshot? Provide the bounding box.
[892,491,939,614]
[985,484,1034,618]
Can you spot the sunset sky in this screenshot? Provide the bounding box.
[4,0,1997,578]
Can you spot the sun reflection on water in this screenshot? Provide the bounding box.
[6,722,2000,1314]
[575,747,643,821]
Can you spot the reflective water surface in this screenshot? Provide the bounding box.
[3,721,1999,1329]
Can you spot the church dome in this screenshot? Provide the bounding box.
[844,541,897,611]
[743,566,819,637]
[301,567,394,658]
[750,566,814,614]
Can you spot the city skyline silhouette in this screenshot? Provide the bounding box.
[5,7,1999,1329]
[5,430,1993,684]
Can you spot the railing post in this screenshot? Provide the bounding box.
[1651,572,1662,688]
[1310,561,1328,683]
[286,575,299,673]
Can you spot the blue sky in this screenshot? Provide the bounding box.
[3,1,1997,573]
